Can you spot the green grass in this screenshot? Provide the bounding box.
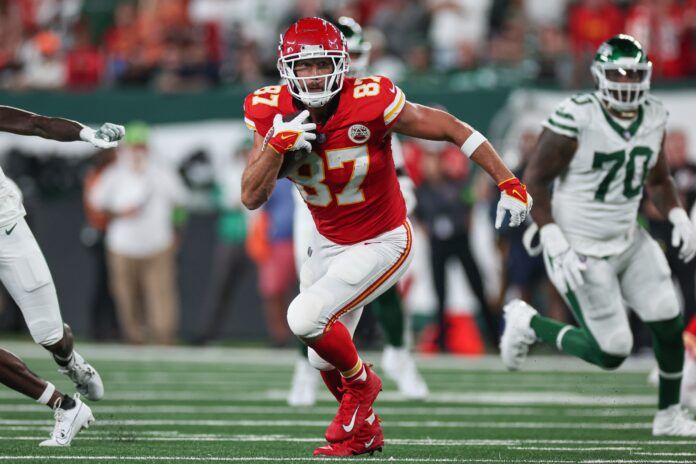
[0,342,692,463]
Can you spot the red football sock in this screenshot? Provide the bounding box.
[685,317,696,358]
[686,317,696,337]
[308,322,359,373]
[320,369,344,402]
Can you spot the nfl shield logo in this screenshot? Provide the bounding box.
[348,124,371,144]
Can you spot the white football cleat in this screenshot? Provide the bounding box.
[500,299,538,371]
[58,351,104,401]
[39,395,95,447]
[681,352,696,412]
[381,345,429,400]
[653,404,696,436]
[287,358,319,407]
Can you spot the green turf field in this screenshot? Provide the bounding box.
[0,342,693,463]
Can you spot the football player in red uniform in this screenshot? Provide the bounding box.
[241,17,531,456]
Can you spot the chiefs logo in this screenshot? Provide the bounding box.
[348,124,370,144]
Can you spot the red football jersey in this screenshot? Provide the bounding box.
[243,76,407,245]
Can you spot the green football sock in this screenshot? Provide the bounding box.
[530,315,625,369]
[646,315,685,409]
[372,286,405,348]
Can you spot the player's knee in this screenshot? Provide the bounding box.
[30,322,65,347]
[598,329,632,367]
[597,351,627,370]
[287,292,325,339]
[307,348,334,371]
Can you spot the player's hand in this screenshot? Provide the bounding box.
[80,123,126,149]
[540,223,586,293]
[267,110,316,155]
[495,177,532,229]
[669,208,696,263]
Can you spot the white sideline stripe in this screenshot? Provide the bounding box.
[0,404,655,417]
[0,341,658,372]
[0,419,652,429]
[2,435,696,447]
[0,390,658,405]
[0,458,693,464]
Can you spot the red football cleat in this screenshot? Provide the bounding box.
[325,365,382,443]
[314,412,384,457]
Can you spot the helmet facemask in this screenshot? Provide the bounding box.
[591,60,652,113]
[278,45,350,108]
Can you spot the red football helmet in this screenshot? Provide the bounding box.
[278,17,350,108]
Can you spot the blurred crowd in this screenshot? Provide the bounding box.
[2,0,696,92]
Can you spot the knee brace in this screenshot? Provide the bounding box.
[307,348,334,371]
[287,291,325,339]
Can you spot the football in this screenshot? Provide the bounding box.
[276,111,313,178]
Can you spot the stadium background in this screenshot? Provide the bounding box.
[2,0,696,345]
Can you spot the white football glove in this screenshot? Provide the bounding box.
[495,177,533,229]
[540,223,586,293]
[267,110,316,155]
[669,208,696,263]
[80,123,126,149]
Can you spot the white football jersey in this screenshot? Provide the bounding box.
[543,91,668,257]
[0,169,26,229]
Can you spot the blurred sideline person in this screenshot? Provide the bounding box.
[685,205,696,410]
[0,105,124,445]
[89,122,187,345]
[287,16,428,408]
[501,35,696,436]
[416,140,498,350]
[252,178,296,347]
[494,131,567,323]
[194,140,254,344]
[82,148,120,341]
[242,17,530,456]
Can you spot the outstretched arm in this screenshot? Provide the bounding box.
[0,106,124,148]
[393,102,514,183]
[393,101,531,228]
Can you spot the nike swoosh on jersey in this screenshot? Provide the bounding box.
[364,436,376,448]
[342,406,360,433]
[5,223,17,235]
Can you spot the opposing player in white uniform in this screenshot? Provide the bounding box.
[0,105,124,445]
[500,35,696,436]
[287,17,428,407]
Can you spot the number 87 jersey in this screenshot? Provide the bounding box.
[243,75,407,245]
[544,91,668,258]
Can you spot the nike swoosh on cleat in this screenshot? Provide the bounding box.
[342,406,360,433]
[364,436,376,448]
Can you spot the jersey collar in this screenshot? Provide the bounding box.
[592,94,644,141]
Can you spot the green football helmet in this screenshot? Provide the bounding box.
[336,16,371,76]
[591,34,652,112]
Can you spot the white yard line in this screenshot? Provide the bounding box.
[1,435,695,447]
[0,404,655,417]
[0,341,656,372]
[0,418,652,429]
[0,390,657,405]
[0,457,692,464]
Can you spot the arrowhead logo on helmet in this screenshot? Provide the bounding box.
[277,17,350,109]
